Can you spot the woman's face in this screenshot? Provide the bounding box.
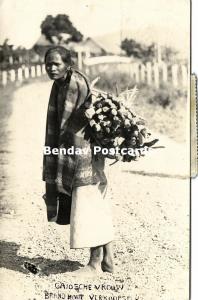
[45,52,68,80]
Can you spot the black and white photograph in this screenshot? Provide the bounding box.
[0,1,191,299]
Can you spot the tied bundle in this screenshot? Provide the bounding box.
[84,85,159,162]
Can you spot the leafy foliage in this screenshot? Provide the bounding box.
[0,39,40,70]
[121,38,180,63]
[121,38,155,62]
[41,14,83,43]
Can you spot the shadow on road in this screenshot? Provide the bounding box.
[0,240,83,276]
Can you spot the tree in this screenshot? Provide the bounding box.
[121,38,155,62]
[41,14,83,43]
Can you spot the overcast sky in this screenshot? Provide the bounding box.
[0,0,190,49]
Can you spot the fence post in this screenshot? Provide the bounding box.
[140,64,146,82]
[41,64,46,74]
[10,69,16,82]
[129,63,134,80]
[2,71,8,86]
[36,65,41,77]
[181,65,188,87]
[146,62,152,85]
[17,68,23,81]
[153,63,159,88]
[24,67,30,79]
[31,66,36,78]
[161,62,168,83]
[133,62,140,83]
[171,64,178,87]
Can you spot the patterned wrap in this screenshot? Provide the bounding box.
[43,69,107,196]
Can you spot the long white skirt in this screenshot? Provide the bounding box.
[70,183,114,249]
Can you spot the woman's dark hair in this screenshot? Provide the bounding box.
[44,46,74,65]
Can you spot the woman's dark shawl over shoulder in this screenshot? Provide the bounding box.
[42,69,106,196]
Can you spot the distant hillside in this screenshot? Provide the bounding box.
[94,25,189,58]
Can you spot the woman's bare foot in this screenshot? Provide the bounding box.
[101,258,114,273]
[72,264,103,277]
[102,242,114,273]
[72,246,103,277]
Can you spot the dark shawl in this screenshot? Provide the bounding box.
[43,68,107,197]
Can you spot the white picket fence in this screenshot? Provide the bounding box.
[0,57,189,89]
[83,56,188,89]
[0,64,46,87]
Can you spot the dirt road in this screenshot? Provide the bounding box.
[0,81,190,300]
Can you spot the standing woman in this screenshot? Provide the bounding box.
[43,46,114,275]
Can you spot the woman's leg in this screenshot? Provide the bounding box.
[73,245,103,275]
[102,241,114,273]
[88,245,103,270]
[73,243,114,275]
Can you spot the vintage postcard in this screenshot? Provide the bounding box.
[0,1,194,300]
